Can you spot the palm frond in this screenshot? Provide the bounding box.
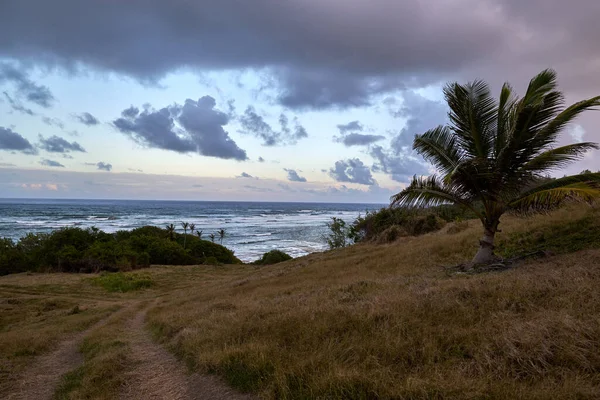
[391,175,483,220]
[509,173,600,212]
[413,126,463,177]
[495,82,517,157]
[522,142,599,174]
[444,80,497,158]
[530,96,600,150]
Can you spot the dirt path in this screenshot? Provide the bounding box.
[119,307,254,400]
[5,304,131,400]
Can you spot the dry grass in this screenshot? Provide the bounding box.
[1,205,600,399]
[146,206,600,399]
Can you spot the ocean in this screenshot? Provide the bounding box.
[0,199,384,262]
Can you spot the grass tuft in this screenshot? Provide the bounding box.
[91,272,153,292]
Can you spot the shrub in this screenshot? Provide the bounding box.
[0,238,27,275]
[325,217,349,249]
[2,225,242,275]
[375,226,406,244]
[350,207,450,243]
[447,219,470,234]
[186,236,242,264]
[204,256,220,265]
[253,250,293,265]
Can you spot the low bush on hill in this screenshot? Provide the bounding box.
[253,250,293,265]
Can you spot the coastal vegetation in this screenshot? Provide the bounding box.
[0,225,241,275]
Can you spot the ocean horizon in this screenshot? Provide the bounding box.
[0,198,384,262]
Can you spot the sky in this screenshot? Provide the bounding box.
[0,0,599,202]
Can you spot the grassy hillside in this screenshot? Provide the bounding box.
[1,205,600,399]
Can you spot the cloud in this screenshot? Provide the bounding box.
[3,92,35,115]
[337,121,364,134]
[0,162,16,167]
[2,1,600,110]
[239,107,308,146]
[0,127,37,154]
[96,162,112,171]
[334,119,384,146]
[329,158,376,185]
[75,112,100,126]
[113,96,247,160]
[370,145,429,183]
[284,168,307,182]
[387,91,448,151]
[41,116,65,129]
[40,159,65,168]
[128,168,143,173]
[38,135,86,153]
[367,91,447,182]
[258,156,265,162]
[339,133,385,147]
[0,62,55,107]
[237,172,254,178]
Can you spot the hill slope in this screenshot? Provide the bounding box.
[1,205,599,399]
[147,205,600,399]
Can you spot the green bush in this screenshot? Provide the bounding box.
[186,235,242,264]
[0,238,27,275]
[253,250,293,265]
[349,207,450,243]
[1,224,241,275]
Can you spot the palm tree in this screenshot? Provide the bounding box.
[218,228,226,244]
[181,222,189,249]
[209,233,215,243]
[196,230,203,240]
[189,223,196,236]
[392,69,600,266]
[165,224,175,241]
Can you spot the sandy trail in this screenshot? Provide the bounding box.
[119,307,254,400]
[5,304,130,400]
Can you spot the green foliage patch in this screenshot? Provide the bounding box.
[91,272,153,293]
[253,250,293,265]
[0,224,242,275]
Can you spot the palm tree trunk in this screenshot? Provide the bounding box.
[472,228,497,265]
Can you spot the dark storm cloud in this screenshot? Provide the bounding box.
[284,169,306,183]
[3,92,35,115]
[0,127,36,154]
[96,162,112,171]
[113,96,247,160]
[40,159,65,168]
[239,107,308,146]
[0,62,55,107]
[75,112,100,126]
[38,135,86,153]
[0,0,532,109]
[258,157,265,162]
[329,158,376,186]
